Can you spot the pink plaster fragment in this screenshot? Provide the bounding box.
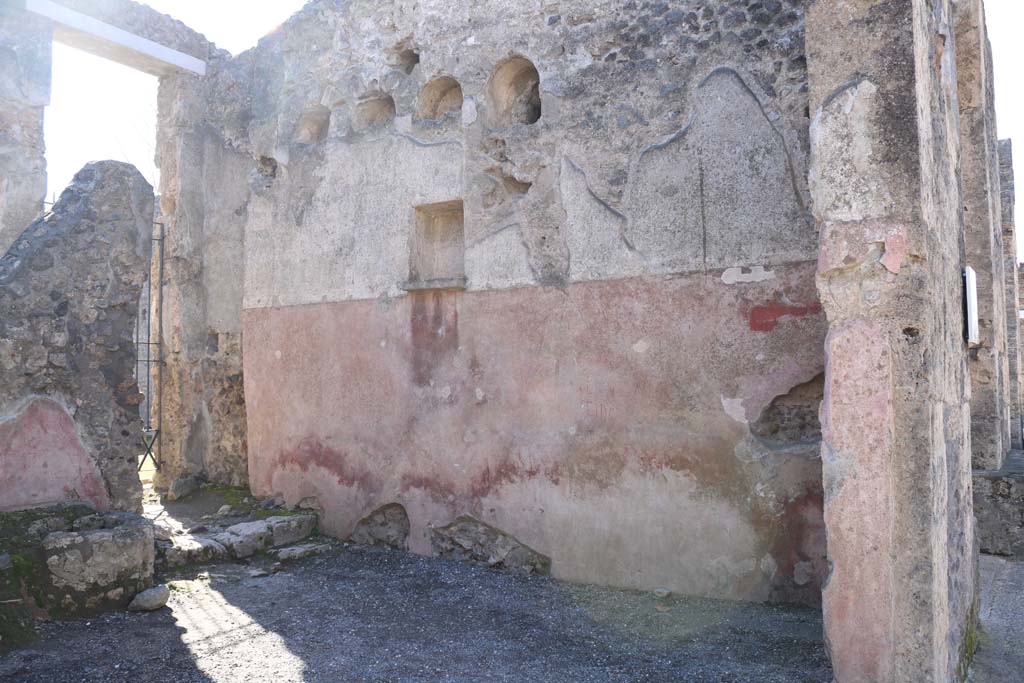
[0,398,110,511]
[820,319,895,683]
[818,219,911,275]
[880,233,907,274]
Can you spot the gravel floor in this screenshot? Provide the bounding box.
[0,545,831,683]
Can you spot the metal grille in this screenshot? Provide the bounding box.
[136,221,165,472]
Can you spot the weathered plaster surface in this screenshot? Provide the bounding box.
[0,0,245,490]
[245,266,826,601]
[239,4,814,308]
[224,0,824,601]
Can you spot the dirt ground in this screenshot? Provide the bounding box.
[0,544,831,683]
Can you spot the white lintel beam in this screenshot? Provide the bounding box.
[25,0,206,76]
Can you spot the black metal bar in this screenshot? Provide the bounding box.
[134,220,166,473]
[154,221,165,472]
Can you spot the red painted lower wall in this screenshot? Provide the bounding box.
[243,264,827,602]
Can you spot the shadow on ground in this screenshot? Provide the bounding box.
[0,545,831,683]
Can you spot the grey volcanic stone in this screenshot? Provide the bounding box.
[350,503,409,550]
[167,475,203,502]
[128,585,170,612]
[430,517,550,575]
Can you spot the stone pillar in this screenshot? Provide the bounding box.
[956,0,1009,470]
[154,59,251,491]
[807,1,976,681]
[0,7,51,255]
[1000,140,1020,449]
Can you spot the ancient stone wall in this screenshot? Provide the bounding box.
[0,161,153,512]
[0,8,51,255]
[807,0,976,680]
[222,0,828,602]
[957,0,1010,470]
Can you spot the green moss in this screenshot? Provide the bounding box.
[215,486,252,508]
[956,595,982,682]
[0,553,48,655]
[0,504,97,645]
[251,507,306,520]
[198,485,311,519]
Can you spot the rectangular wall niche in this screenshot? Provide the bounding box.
[407,199,465,289]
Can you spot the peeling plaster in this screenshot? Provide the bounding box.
[722,266,775,284]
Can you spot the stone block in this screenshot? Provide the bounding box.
[349,504,409,550]
[430,517,550,575]
[161,534,227,567]
[974,463,1024,558]
[40,513,154,616]
[266,515,315,546]
[270,543,331,562]
[127,585,169,612]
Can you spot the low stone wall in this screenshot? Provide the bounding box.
[0,504,154,651]
[0,161,153,512]
[974,453,1024,558]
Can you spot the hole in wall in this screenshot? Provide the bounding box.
[354,93,396,130]
[395,48,420,74]
[750,373,824,448]
[487,56,542,126]
[258,156,278,178]
[934,33,946,72]
[294,105,330,144]
[387,37,420,75]
[417,76,464,120]
[483,167,532,208]
[409,200,465,283]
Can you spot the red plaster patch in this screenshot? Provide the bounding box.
[272,437,381,493]
[748,302,822,332]
[0,398,110,511]
[470,459,542,499]
[772,489,826,587]
[410,291,459,387]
